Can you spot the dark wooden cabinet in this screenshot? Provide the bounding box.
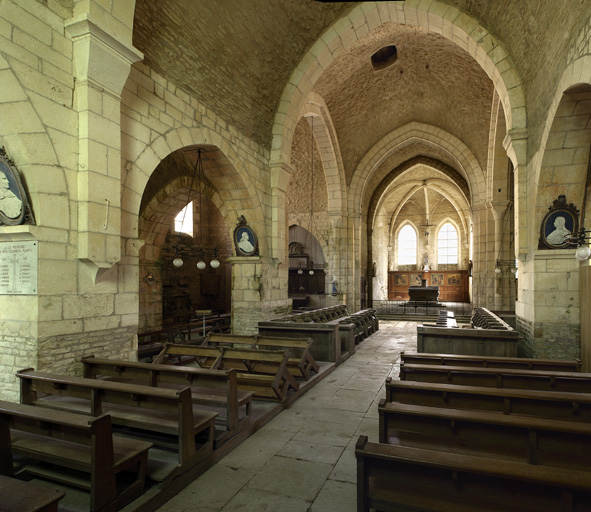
[388,270,469,302]
[289,269,325,295]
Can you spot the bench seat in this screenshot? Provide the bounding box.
[0,400,151,512]
[356,436,591,512]
[81,356,253,441]
[0,475,65,512]
[17,369,216,469]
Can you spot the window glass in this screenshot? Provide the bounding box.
[175,202,193,237]
[398,225,417,265]
[438,222,458,264]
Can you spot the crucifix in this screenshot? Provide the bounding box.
[421,218,434,242]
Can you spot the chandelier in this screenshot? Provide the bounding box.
[172,148,220,269]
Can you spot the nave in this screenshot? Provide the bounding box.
[155,320,416,512]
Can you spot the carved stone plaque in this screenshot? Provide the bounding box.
[0,241,38,295]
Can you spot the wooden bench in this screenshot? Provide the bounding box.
[385,378,591,421]
[0,474,65,512]
[137,328,179,361]
[400,351,582,372]
[0,400,151,512]
[17,369,216,470]
[400,363,591,392]
[378,400,591,470]
[154,343,299,401]
[356,435,591,512]
[253,335,319,380]
[204,333,320,380]
[81,355,253,440]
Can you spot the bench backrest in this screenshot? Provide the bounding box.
[400,363,591,392]
[378,400,591,469]
[400,352,582,372]
[0,399,118,505]
[82,355,236,391]
[17,369,196,464]
[385,378,591,421]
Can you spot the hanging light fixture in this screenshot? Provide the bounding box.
[172,148,220,269]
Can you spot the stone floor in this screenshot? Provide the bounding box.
[156,320,418,512]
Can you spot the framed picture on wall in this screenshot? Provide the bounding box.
[409,273,423,286]
[394,274,408,286]
[431,273,444,286]
[0,148,35,226]
[233,215,259,257]
[538,195,578,249]
[447,273,461,286]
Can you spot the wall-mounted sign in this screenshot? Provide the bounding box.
[0,241,38,295]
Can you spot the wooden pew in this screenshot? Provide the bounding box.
[400,351,582,372]
[355,435,591,512]
[0,475,65,512]
[253,336,319,380]
[400,363,591,392]
[137,328,178,361]
[385,378,591,421]
[378,400,591,470]
[154,343,299,401]
[203,333,319,380]
[0,400,151,512]
[81,356,253,439]
[17,369,216,469]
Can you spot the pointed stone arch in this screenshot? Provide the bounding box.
[298,92,346,215]
[356,124,484,218]
[121,127,266,248]
[271,1,525,170]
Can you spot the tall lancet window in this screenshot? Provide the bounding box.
[398,225,417,265]
[438,222,458,264]
[175,201,193,237]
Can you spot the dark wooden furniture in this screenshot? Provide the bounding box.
[400,363,591,392]
[378,400,591,469]
[137,328,178,361]
[408,285,439,302]
[388,270,469,302]
[204,333,319,380]
[17,369,216,469]
[385,378,591,422]
[258,305,378,364]
[356,435,591,512]
[0,400,151,512]
[153,343,299,401]
[0,474,65,512]
[400,351,582,372]
[81,356,253,441]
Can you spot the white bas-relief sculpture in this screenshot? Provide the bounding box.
[0,148,35,226]
[0,170,22,219]
[546,215,571,245]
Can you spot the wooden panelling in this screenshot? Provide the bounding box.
[388,270,469,302]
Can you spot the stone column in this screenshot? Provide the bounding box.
[228,256,264,334]
[65,13,143,274]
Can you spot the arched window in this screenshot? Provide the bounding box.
[438,222,458,264]
[175,201,193,237]
[398,225,417,265]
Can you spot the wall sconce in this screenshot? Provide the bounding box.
[143,271,156,286]
[569,226,591,260]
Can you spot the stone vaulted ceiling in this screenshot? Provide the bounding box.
[132,0,591,203]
